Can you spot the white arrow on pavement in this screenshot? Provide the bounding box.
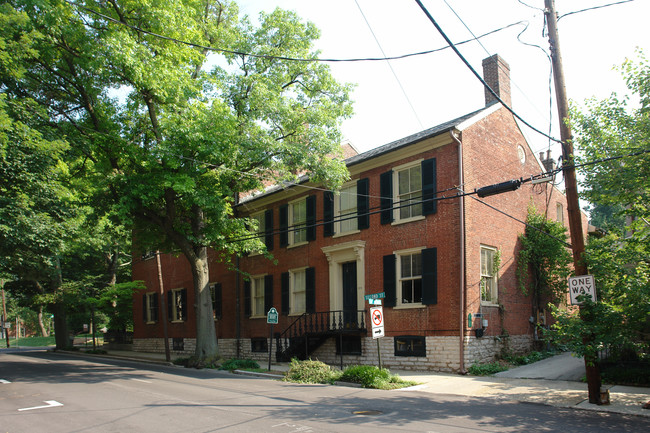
[18,400,63,411]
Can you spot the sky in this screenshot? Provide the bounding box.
[235,0,650,163]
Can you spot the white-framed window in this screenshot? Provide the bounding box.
[144,292,157,323]
[170,288,187,322]
[480,246,498,304]
[397,248,423,306]
[290,268,307,315]
[394,162,423,221]
[290,198,307,245]
[249,211,266,254]
[336,184,358,234]
[251,275,266,317]
[209,283,221,320]
[556,202,564,224]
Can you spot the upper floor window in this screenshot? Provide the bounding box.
[291,199,307,245]
[396,164,423,220]
[480,246,498,304]
[380,158,437,225]
[338,184,358,234]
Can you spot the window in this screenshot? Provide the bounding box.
[251,211,265,251]
[169,288,187,322]
[480,246,498,304]
[143,292,158,323]
[394,335,426,357]
[556,202,564,224]
[250,210,273,252]
[290,268,307,315]
[280,196,315,246]
[398,251,423,305]
[336,335,362,355]
[210,283,222,320]
[396,164,423,220]
[252,276,265,317]
[337,184,358,233]
[251,338,268,353]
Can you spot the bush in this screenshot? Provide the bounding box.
[218,358,259,371]
[467,362,509,376]
[284,358,340,384]
[339,365,417,390]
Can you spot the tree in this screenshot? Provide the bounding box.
[3,0,353,360]
[551,51,650,359]
[516,205,573,335]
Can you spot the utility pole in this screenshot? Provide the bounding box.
[545,0,601,404]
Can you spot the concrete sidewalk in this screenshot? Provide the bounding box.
[58,348,650,418]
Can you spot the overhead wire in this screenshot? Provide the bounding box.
[354,0,424,129]
[558,0,636,20]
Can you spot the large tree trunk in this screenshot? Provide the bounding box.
[53,302,69,349]
[189,247,218,358]
[37,305,49,337]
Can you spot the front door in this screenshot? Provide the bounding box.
[342,262,357,327]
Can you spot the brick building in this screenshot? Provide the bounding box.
[131,55,580,372]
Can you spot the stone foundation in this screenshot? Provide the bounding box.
[133,334,534,371]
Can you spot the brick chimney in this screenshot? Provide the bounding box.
[482,54,511,107]
[539,150,555,172]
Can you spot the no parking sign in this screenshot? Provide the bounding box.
[370,306,384,339]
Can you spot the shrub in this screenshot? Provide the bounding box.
[284,358,340,384]
[467,362,509,376]
[218,358,259,371]
[339,365,417,390]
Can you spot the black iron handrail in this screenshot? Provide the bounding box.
[275,310,366,360]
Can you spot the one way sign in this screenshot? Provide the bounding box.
[568,275,597,305]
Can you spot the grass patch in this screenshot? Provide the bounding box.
[468,350,559,376]
[0,336,56,348]
[467,362,510,376]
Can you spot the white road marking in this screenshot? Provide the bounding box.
[130,378,152,383]
[18,400,63,411]
[0,379,11,384]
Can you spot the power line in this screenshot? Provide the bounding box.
[558,0,636,20]
[413,0,563,145]
[63,0,524,64]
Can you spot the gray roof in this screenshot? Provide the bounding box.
[345,106,489,167]
[239,105,492,205]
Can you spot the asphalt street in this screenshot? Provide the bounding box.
[1,349,648,432]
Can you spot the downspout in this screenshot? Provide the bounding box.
[450,130,467,374]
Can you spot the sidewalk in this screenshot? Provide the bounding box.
[61,348,650,418]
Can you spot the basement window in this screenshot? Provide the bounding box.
[251,338,268,353]
[335,336,362,355]
[394,335,426,357]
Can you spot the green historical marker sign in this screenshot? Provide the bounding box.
[267,307,279,324]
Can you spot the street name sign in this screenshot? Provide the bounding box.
[267,307,279,324]
[364,292,385,301]
[568,275,597,305]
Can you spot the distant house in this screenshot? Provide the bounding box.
[131,55,582,372]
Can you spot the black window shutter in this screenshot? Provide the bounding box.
[142,294,147,322]
[264,209,274,251]
[380,171,393,224]
[279,204,288,247]
[244,281,251,317]
[323,191,334,237]
[357,178,370,230]
[167,291,173,321]
[214,283,222,319]
[180,288,188,321]
[281,272,290,315]
[421,247,438,305]
[383,254,397,307]
[306,195,316,241]
[264,275,274,314]
[152,293,159,322]
[422,158,437,215]
[306,267,316,314]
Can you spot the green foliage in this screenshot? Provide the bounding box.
[218,358,260,371]
[339,365,415,389]
[0,335,56,348]
[501,350,557,366]
[284,358,340,384]
[516,205,572,305]
[467,362,509,376]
